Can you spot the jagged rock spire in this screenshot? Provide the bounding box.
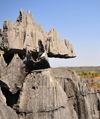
[0,9,76,58]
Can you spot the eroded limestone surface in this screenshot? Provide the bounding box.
[0,9,76,58]
[0,57,100,119]
[0,9,99,119]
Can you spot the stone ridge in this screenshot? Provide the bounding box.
[0,9,76,58]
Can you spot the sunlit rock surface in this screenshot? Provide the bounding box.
[0,9,99,119]
[0,9,76,58]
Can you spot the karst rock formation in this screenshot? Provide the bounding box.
[0,9,100,119]
[0,8,76,59]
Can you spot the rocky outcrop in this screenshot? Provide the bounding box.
[0,53,100,119]
[0,9,99,119]
[0,9,76,58]
[51,68,100,119]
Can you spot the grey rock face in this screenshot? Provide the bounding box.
[0,9,99,119]
[0,9,76,58]
[50,69,100,119]
[0,53,100,119]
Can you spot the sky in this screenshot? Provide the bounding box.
[0,0,100,67]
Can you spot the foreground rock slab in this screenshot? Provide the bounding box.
[0,59,100,119]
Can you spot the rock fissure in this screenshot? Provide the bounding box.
[17,106,65,116]
[1,87,20,108]
[37,106,65,113]
[80,92,98,97]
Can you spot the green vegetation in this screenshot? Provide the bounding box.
[76,70,100,79]
[88,79,100,90]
